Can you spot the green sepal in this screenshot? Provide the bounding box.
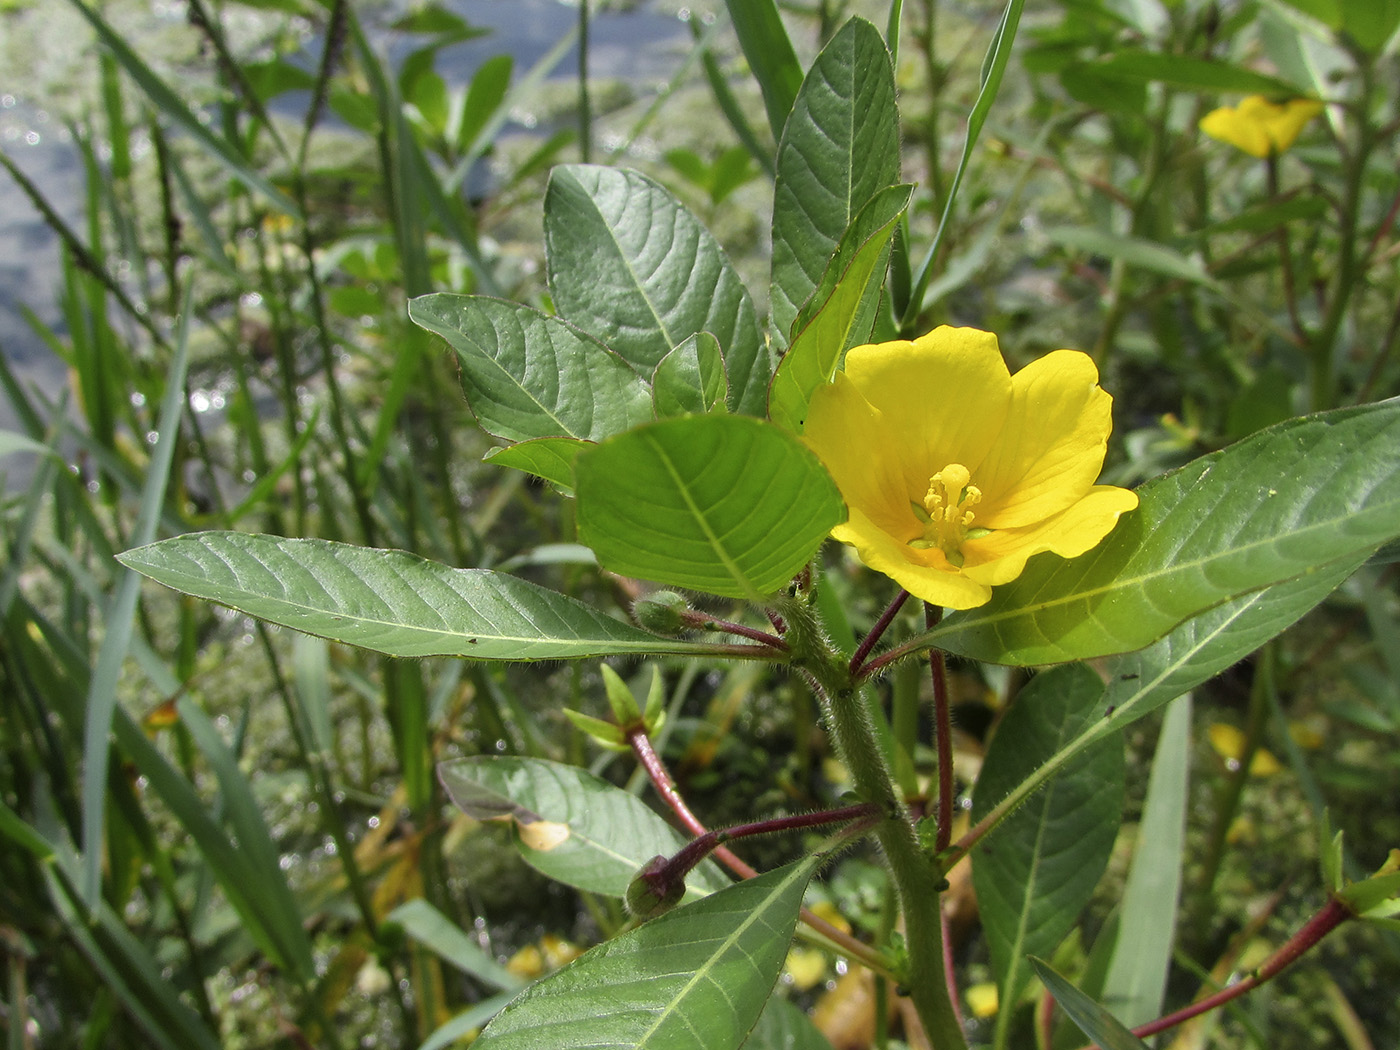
[600,664,644,726]
[563,709,630,752]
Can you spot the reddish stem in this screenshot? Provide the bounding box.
[678,610,788,650]
[925,604,954,854]
[1069,896,1354,1048]
[627,728,886,970]
[850,589,911,676]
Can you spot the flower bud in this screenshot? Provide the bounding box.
[633,590,691,634]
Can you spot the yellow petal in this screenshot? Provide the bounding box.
[1200,96,1323,157]
[839,327,1013,483]
[805,372,917,537]
[1248,96,1324,153]
[961,485,1139,587]
[973,350,1116,528]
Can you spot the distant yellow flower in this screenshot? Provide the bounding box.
[803,328,1138,610]
[1199,96,1324,158]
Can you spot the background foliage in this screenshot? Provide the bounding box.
[1,0,1398,1048]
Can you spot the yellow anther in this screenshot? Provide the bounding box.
[913,464,983,563]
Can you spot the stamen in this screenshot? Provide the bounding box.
[911,463,986,563]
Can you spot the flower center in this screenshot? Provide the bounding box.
[909,463,983,566]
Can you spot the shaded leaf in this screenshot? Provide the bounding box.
[971,665,1123,1029]
[118,533,729,661]
[653,332,729,417]
[1098,695,1189,1028]
[723,0,804,141]
[924,399,1400,665]
[575,416,844,599]
[770,18,900,350]
[386,899,525,991]
[744,997,835,1050]
[439,756,728,899]
[408,294,652,443]
[483,437,589,494]
[472,858,819,1050]
[544,165,767,416]
[1031,959,1151,1050]
[1081,51,1303,94]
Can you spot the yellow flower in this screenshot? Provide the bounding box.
[802,328,1138,610]
[1199,96,1324,158]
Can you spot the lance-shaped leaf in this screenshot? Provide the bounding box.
[117,532,734,661]
[971,664,1123,1034]
[575,415,844,599]
[769,185,911,432]
[770,18,900,350]
[408,293,653,442]
[439,756,728,899]
[544,165,768,416]
[470,857,819,1050]
[653,333,728,417]
[958,555,1367,898]
[483,437,589,494]
[1031,959,1151,1050]
[918,398,1400,665]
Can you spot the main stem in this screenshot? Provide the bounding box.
[822,678,967,1049]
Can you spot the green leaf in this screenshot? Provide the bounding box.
[770,18,900,351]
[118,532,730,661]
[962,556,1366,901]
[1098,695,1190,1028]
[483,437,589,494]
[457,53,513,158]
[902,0,1025,329]
[439,756,728,899]
[1030,959,1151,1050]
[385,899,525,991]
[471,858,819,1050]
[925,399,1400,665]
[723,0,804,141]
[769,185,911,432]
[653,333,729,417]
[971,664,1124,1036]
[1044,227,1220,288]
[1080,51,1303,94]
[407,293,653,443]
[745,998,835,1050]
[177,697,317,984]
[543,165,768,416]
[574,415,844,599]
[1342,0,1400,51]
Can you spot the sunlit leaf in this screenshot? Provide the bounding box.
[118,533,732,661]
[408,294,653,443]
[770,18,900,351]
[653,333,728,417]
[544,165,768,416]
[471,858,819,1050]
[924,399,1400,664]
[769,185,911,432]
[483,437,589,494]
[575,416,844,599]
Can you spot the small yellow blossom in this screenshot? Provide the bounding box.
[965,981,999,1018]
[803,328,1138,610]
[1199,96,1324,158]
